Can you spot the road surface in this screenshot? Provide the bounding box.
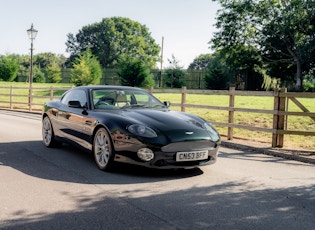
[0,110,314,229]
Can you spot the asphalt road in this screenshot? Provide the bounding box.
[0,110,314,230]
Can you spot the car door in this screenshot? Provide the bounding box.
[58,89,87,146]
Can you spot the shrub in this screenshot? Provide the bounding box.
[70,48,102,86]
[118,57,153,87]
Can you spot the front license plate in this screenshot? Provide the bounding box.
[176,150,208,162]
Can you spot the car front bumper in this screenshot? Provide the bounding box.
[114,140,220,169]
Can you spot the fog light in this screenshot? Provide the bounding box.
[137,148,154,161]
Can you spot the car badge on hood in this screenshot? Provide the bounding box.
[185,131,194,135]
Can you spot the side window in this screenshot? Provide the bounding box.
[133,92,150,105]
[60,91,73,105]
[61,90,87,107]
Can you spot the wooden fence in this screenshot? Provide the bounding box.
[0,86,72,112]
[0,85,314,148]
[149,87,315,148]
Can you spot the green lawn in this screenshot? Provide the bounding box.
[1,82,314,150]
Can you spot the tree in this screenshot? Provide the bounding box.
[211,0,315,90]
[0,55,19,81]
[259,0,315,90]
[34,52,64,69]
[66,17,160,69]
[163,55,186,88]
[117,57,154,87]
[33,68,45,83]
[188,54,213,70]
[211,0,264,90]
[46,63,62,83]
[204,52,230,90]
[33,53,63,83]
[70,48,102,86]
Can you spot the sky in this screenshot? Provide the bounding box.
[0,0,220,68]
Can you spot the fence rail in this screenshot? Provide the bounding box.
[0,85,314,148]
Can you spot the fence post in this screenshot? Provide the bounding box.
[228,87,235,140]
[10,86,13,109]
[181,86,187,112]
[28,87,33,112]
[50,86,54,100]
[148,87,154,94]
[272,88,287,147]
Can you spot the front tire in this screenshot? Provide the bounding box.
[42,116,60,147]
[93,127,115,171]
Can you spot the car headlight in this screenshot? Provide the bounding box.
[127,124,157,138]
[204,122,220,142]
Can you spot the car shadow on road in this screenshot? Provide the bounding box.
[0,140,204,185]
[2,179,315,230]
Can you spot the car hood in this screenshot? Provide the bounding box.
[119,108,215,142]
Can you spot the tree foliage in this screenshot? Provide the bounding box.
[33,68,45,83]
[66,17,160,69]
[70,48,102,86]
[0,53,66,82]
[117,57,154,87]
[34,52,65,69]
[46,63,62,83]
[204,52,230,90]
[188,54,213,70]
[211,0,315,90]
[0,55,19,81]
[32,52,64,83]
[163,55,186,88]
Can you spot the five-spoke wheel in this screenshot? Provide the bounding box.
[93,128,114,171]
[42,116,59,147]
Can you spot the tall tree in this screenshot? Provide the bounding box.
[211,0,315,90]
[204,52,230,90]
[66,17,160,69]
[70,48,102,86]
[259,0,315,89]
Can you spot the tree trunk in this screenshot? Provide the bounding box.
[286,44,302,91]
[296,58,302,90]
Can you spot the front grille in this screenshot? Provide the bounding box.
[161,140,216,152]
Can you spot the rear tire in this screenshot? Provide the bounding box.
[93,127,115,171]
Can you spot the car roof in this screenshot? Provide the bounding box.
[74,85,144,91]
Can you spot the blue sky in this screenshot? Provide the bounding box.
[0,0,220,68]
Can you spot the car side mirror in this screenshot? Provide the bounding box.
[163,101,171,108]
[68,100,83,108]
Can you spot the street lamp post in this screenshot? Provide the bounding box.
[26,24,38,111]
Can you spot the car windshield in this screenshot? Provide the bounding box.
[92,89,165,109]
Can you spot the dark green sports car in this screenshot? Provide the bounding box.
[42,86,220,171]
